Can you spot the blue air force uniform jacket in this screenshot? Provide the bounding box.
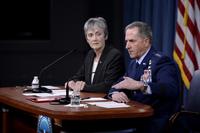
[109,47,181,132]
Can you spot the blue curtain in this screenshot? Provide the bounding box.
[123,0,178,67]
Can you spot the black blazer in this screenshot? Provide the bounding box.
[70,45,125,93]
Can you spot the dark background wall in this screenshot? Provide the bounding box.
[0,0,124,87]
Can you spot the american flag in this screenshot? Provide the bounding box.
[173,0,200,89]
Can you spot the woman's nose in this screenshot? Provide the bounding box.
[91,35,98,40]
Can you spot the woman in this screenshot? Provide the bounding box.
[65,17,124,93]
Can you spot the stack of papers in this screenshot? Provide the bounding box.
[23,86,72,97]
[23,89,72,97]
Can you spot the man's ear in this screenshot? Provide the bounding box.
[144,38,151,47]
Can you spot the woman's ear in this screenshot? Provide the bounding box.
[105,34,108,40]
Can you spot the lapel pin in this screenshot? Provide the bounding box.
[142,62,146,65]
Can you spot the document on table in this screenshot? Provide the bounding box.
[23,88,72,97]
[87,101,130,108]
[42,85,61,90]
[24,85,61,90]
[81,97,107,101]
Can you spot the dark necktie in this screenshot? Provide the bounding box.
[134,62,141,80]
[131,62,140,97]
[136,62,139,69]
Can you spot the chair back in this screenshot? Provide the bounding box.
[185,69,200,112]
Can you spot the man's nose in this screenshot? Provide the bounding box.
[125,42,130,49]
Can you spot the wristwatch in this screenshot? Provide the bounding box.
[142,83,148,94]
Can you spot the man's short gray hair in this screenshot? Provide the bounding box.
[125,21,152,41]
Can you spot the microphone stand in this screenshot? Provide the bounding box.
[31,49,76,93]
[58,81,70,104]
[32,86,52,93]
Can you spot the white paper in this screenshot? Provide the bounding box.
[23,93,51,97]
[81,97,107,101]
[86,101,130,108]
[42,85,61,90]
[23,89,72,97]
[65,104,88,108]
[25,85,61,90]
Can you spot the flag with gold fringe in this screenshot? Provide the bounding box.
[173,0,200,89]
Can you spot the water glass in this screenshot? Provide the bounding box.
[70,90,80,106]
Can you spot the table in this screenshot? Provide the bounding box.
[0,87,154,133]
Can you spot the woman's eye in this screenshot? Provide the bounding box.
[87,33,93,37]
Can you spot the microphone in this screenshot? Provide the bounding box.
[32,48,77,93]
[49,82,70,105]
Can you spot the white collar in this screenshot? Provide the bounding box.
[136,47,150,64]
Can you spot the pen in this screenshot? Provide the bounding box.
[81,97,90,100]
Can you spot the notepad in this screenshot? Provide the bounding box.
[26,96,62,103]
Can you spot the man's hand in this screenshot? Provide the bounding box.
[112,76,144,91]
[111,92,129,103]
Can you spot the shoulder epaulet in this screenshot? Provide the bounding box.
[155,53,161,57]
[154,53,162,58]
